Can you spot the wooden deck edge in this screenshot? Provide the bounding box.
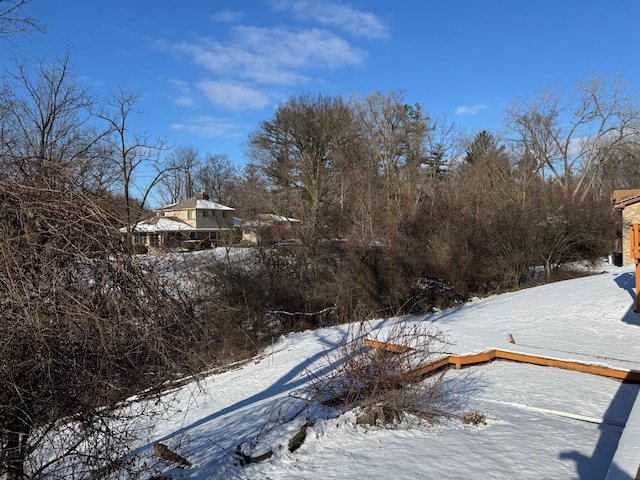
[364,339,413,353]
[364,339,640,383]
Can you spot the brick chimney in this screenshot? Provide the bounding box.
[200,191,209,200]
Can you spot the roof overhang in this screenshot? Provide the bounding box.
[614,195,640,209]
[120,217,232,233]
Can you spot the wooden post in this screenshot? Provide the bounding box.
[630,224,640,313]
[636,262,640,314]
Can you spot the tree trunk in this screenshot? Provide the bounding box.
[5,417,31,480]
[544,261,552,284]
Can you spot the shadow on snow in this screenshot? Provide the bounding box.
[559,274,640,479]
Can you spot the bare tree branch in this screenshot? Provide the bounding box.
[0,0,44,39]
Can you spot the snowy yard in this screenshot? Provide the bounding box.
[117,260,640,479]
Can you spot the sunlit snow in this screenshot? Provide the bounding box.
[105,259,640,479]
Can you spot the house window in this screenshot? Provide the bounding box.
[222,211,227,218]
[188,210,194,219]
[202,210,208,217]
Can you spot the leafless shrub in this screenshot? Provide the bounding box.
[307,318,453,423]
[196,248,312,362]
[22,402,163,479]
[0,183,206,479]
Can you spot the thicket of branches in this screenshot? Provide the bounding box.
[307,319,452,421]
[0,183,213,479]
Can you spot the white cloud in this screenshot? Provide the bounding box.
[197,80,270,110]
[168,78,195,107]
[269,0,388,39]
[211,9,244,23]
[170,116,243,138]
[157,2,380,115]
[172,25,365,86]
[455,104,489,116]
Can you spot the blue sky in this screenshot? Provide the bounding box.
[4,0,640,167]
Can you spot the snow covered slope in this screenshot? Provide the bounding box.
[130,261,640,479]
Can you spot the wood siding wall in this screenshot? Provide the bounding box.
[622,204,640,265]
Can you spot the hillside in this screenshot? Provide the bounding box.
[118,260,640,479]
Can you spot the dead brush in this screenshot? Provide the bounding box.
[306,317,453,423]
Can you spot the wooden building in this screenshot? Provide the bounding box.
[612,189,640,266]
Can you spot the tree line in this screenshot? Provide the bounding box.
[191,83,638,373]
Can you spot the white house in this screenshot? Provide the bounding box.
[122,192,235,252]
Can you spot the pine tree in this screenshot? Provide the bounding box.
[464,130,505,165]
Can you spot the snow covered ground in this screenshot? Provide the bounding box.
[125,260,640,479]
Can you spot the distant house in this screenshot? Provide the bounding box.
[612,189,640,265]
[238,214,301,246]
[122,192,234,252]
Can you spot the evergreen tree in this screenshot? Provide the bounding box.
[464,130,505,165]
[426,143,447,180]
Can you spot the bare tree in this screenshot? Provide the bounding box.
[418,113,462,195]
[0,183,201,480]
[596,142,640,195]
[231,163,273,221]
[0,51,100,188]
[504,74,640,200]
[157,145,202,205]
[95,84,170,232]
[527,186,612,282]
[360,91,418,185]
[248,93,360,245]
[195,153,238,205]
[359,91,429,215]
[359,91,461,219]
[0,0,43,39]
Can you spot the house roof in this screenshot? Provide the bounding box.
[119,216,192,233]
[158,196,234,212]
[238,213,301,227]
[612,189,640,204]
[120,216,232,233]
[614,195,640,210]
[266,214,301,223]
